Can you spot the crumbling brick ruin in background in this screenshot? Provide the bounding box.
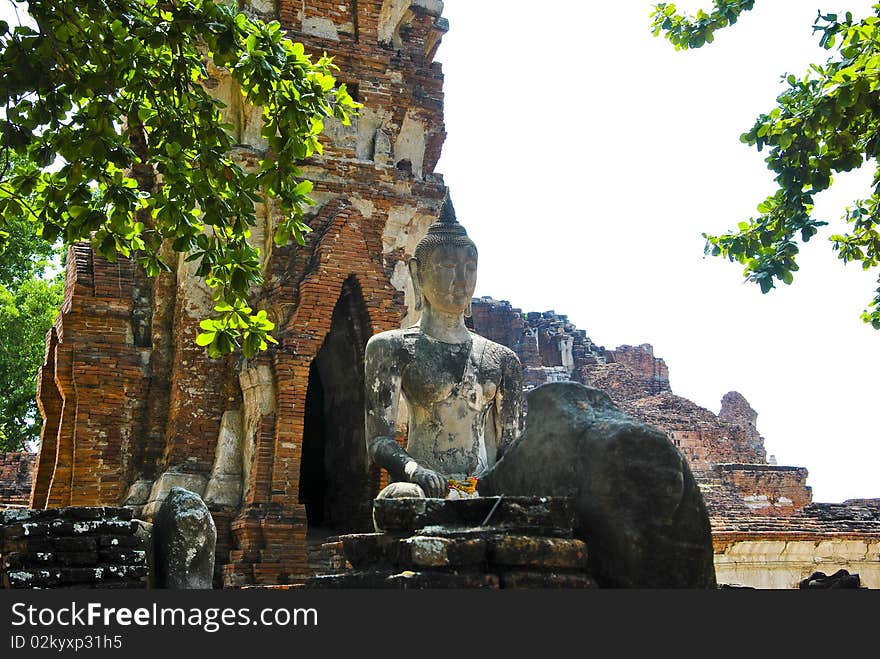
[466,297,880,588]
[467,297,801,513]
[0,453,36,509]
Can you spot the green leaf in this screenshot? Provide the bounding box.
[293,180,314,196]
[196,331,216,346]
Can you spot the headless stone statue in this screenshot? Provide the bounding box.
[365,200,523,498]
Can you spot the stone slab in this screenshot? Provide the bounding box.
[301,570,500,589]
[499,571,598,589]
[372,496,576,533]
[489,536,588,570]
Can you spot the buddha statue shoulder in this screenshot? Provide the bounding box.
[364,204,523,498]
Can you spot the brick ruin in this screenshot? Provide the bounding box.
[466,297,880,587]
[710,499,880,588]
[1,2,878,589]
[0,453,36,509]
[1,507,148,589]
[467,297,796,503]
[26,0,450,587]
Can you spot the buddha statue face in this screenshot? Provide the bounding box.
[413,242,478,316]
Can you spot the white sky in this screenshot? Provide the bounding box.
[435,1,879,503]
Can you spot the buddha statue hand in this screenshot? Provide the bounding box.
[368,436,449,498]
[407,464,447,498]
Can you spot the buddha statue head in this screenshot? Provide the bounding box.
[409,194,478,318]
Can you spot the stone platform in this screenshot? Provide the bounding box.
[295,496,596,589]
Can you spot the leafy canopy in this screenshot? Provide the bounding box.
[0,152,63,451]
[0,0,358,358]
[651,0,755,50]
[0,272,62,452]
[652,2,880,329]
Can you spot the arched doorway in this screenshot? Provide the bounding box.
[298,276,378,537]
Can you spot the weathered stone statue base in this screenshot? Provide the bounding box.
[298,496,596,588]
[479,382,717,589]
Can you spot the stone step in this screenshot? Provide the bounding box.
[298,568,598,590]
[300,570,502,589]
[337,532,588,571]
[306,540,348,575]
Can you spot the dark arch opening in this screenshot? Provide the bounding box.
[298,276,379,537]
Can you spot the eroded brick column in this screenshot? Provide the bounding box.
[34,246,150,509]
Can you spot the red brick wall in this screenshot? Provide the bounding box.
[606,344,670,396]
[713,464,812,515]
[0,453,36,508]
[625,392,767,470]
[33,245,151,509]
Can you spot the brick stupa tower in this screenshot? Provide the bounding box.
[32,0,450,586]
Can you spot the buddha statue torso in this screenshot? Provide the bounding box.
[398,328,507,480]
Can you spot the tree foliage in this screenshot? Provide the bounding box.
[652,2,880,329]
[651,0,755,50]
[0,208,58,286]
[0,272,62,452]
[0,0,358,358]
[0,153,62,451]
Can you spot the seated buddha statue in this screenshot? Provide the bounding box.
[364,203,523,498]
[362,200,718,589]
